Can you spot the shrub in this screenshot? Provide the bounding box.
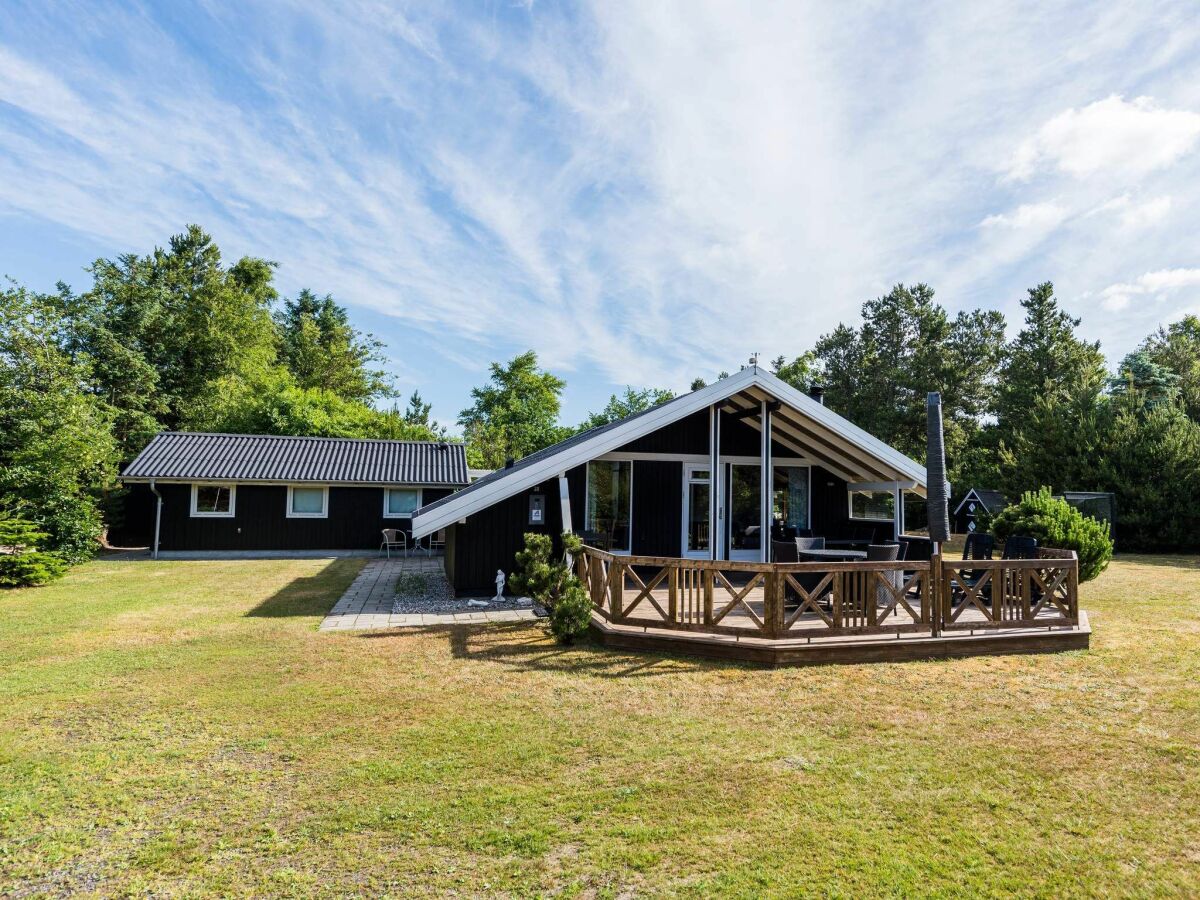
[510,531,591,643]
[990,488,1113,582]
[549,581,594,644]
[0,512,67,587]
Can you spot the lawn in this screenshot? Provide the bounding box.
[1,554,1197,897]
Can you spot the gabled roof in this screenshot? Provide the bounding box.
[954,488,1008,515]
[121,432,469,486]
[412,367,927,538]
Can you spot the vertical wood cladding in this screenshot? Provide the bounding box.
[152,483,454,551]
[447,466,587,595]
[614,409,800,458]
[630,460,683,557]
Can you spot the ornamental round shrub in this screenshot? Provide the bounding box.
[989,487,1113,582]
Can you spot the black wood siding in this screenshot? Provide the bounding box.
[152,483,454,551]
[445,466,587,595]
[809,467,895,541]
[614,409,799,458]
[630,460,682,557]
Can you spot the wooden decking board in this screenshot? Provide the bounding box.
[590,611,1091,667]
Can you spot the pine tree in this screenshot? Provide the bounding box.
[1140,315,1200,421]
[0,512,67,587]
[991,283,1108,493]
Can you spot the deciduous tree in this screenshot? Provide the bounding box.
[580,386,675,430]
[458,351,569,469]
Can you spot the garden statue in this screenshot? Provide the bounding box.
[494,569,505,602]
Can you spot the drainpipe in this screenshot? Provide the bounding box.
[149,479,163,560]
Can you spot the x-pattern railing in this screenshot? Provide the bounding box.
[575,546,1078,640]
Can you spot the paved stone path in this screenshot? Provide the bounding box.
[319,555,540,632]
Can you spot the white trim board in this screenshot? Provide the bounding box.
[411,367,927,539]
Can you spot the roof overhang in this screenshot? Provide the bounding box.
[412,367,926,539]
[119,477,463,488]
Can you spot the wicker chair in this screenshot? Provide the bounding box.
[795,536,825,552]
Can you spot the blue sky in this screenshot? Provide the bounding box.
[3,2,1200,431]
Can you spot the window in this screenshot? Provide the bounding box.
[190,484,235,517]
[772,465,810,531]
[849,489,895,521]
[383,487,422,518]
[585,460,632,553]
[287,485,329,518]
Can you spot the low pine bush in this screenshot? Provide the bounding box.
[990,488,1113,582]
[0,512,67,587]
[510,531,592,643]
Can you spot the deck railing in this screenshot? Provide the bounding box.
[576,546,1079,640]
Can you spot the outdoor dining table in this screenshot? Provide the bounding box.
[798,548,868,562]
[823,539,872,550]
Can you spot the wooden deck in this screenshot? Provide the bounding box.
[577,547,1089,666]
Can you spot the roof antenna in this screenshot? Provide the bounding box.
[748,353,759,372]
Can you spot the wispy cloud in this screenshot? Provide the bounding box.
[1099,268,1200,312]
[1007,95,1200,181]
[2,1,1200,417]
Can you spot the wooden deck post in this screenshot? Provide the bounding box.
[1068,552,1080,625]
[610,559,624,620]
[930,553,942,637]
[668,565,679,624]
[703,568,714,626]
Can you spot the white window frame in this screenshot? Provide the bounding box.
[190,483,236,518]
[383,486,423,519]
[286,484,329,519]
[847,488,896,523]
[584,459,634,555]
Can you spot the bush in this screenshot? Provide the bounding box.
[990,488,1113,582]
[549,580,594,644]
[510,531,592,643]
[0,512,67,587]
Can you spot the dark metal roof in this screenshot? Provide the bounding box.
[956,488,1009,514]
[416,398,672,519]
[122,432,469,485]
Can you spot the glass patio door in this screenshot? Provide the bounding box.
[682,465,710,558]
[727,464,761,561]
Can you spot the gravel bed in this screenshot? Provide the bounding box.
[390,568,540,614]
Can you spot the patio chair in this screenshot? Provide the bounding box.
[856,543,900,612]
[954,532,996,606]
[795,536,825,551]
[772,539,799,563]
[380,528,407,559]
[423,528,447,556]
[1002,535,1039,559]
[1002,535,1043,607]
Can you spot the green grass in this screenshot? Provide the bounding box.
[395,570,432,595]
[1,554,1197,897]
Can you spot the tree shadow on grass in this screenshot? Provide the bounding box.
[246,558,364,618]
[354,621,730,678]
